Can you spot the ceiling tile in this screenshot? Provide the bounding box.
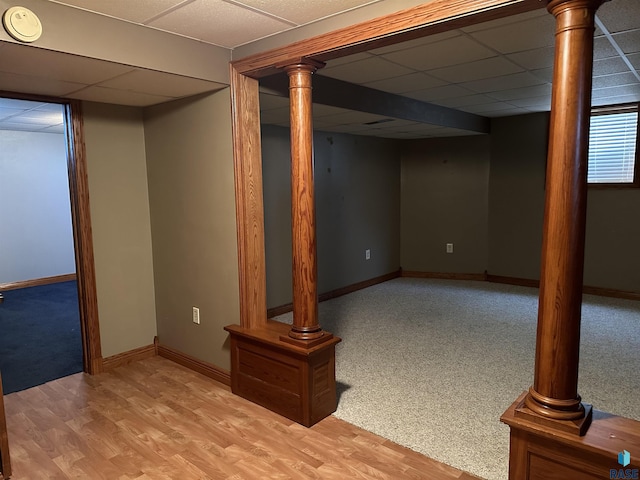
[596,0,640,34]
[382,35,497,71]
[611,29,640,55]
[593,72,640,89]
[462,8,548,33]
[593,56,633,76]
[53,0,184,24]
[97,69,225,97]
[592,94,640,107]
[67,86,173,106]
[487,84,552,102]
[363,72,446,94]
[319,57,413,84]
[404,84,476,103]
[594,35,621,60]
[461,72,546,95]
[370,30,460,56]
[507,46,555,70]
[530,67,555,84]
[628,53,640,70]
[323,52,373,68]
[431,94,496,109]
[0,43,134,85]
[0,72,86,96]
[508,96,552,110]
[148,0,294,48]
[233,0,380,25]
[469,15,556,54]
[428,57,523,83]
[461,102,522,116]
[592,84,640,100]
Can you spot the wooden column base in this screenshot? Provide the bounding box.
[501,392,640,480]
[225,321,341,427]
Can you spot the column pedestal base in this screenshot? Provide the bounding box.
[225,321,341,427]
[501,392,640,480]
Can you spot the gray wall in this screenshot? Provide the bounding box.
[262,125,401,308]
[401,135,490,274]
[0,129,75,284]
[488,113,548,280]
[489,112,640,292]
[144,90,238,370]
[83,102,157,358]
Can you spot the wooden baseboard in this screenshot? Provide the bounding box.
[267,269,401,318]
[486,274,539,288]
[102,344,157,372]
[157,343,231,387]
[401,271,487,281]
[487,274,640,301]
[0,273,77,292]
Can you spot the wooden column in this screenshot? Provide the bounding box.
[522,0,604,431]
[282,60,327,343]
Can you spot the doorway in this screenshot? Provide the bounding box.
[0,94,102,392]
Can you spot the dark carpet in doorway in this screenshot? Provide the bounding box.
[0,281,83,394]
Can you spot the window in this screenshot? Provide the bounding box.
[587,103,639,186]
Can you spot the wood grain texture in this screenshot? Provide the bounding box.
[502,393,640,480]
[67,100,103,375]
[0,372,11,478]
[3,356,480,479]
[232,0,545,78]
[526,0,604,420]
[286,63,322,340]
[230,66,268,330]
[0,274,77,292]
[102,344,157,372]
[156,342,231,387]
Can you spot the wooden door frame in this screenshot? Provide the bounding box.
[229,0,546,328]
[1,92,103,374]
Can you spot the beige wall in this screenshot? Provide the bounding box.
[262,125,401,308]
[401,136,490,274]
[83,102,157,358]
[144,90,238,370]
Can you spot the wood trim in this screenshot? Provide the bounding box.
[0,273,77,291]
[402,271,488,281]
[230,65,268,329]
[486,274,540,288]
[157,343,231,387]
[67,100,104,375]
[267,270,401,318]
[487,274,640,301]
[102,344,157,372]
[0,372,11,478]
[232,0,545,78]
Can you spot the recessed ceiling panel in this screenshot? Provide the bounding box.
[468,15,556,54]
[148,0,294,48]
[233,0,381,25]
[381,35,497,71]
[51,0,185,24]
[320,56,413,84]
[97,69,225,97]
[428,57,523,84]
[596,0,640,34]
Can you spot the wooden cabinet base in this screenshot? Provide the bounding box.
[501,392,640,480]
[0,372,11,478]
[225,321,341,427]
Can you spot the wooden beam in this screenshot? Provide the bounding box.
[232,0,545,78]
[261,74,490,133]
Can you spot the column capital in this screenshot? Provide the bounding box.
[276,57,326,73]
[547,0,607,16]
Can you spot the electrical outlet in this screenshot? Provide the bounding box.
[192,306,200,324]
[365,249,371,260]
[446,243,454,254]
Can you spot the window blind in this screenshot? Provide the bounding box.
[587,107,638,184]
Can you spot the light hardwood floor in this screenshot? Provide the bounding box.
[2,356,481,479]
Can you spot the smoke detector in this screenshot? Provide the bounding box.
[3,6,42,43]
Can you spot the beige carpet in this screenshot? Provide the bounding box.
[275,278,640,480]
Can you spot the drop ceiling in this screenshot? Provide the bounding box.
[0,0,638,138]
